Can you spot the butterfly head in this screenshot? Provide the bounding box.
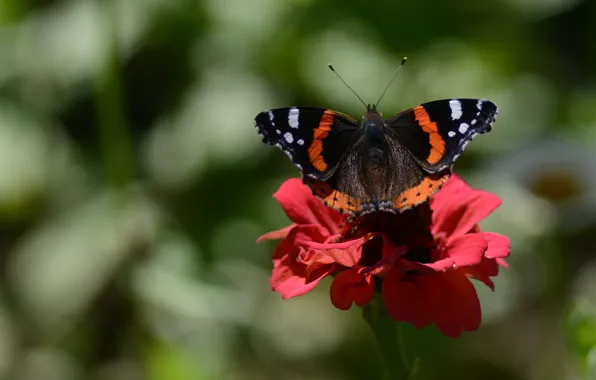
[365,103,383,116]
[362,107,385,144]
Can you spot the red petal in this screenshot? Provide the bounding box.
[430,174,469,215]
[291,225,330,244]
[382,269,440,329]
[425,257,455,272]
[301,234,372,268]
[446,234,488,268]
[433,271,481,338]
[257,224,296,243]
[465,257,499,290]
[497,258,509,268]
[425,234,487,272]
[458,232,509,290]
[269,225,336,299]
[452,232,509,289]
[271,234,296,262]
[482,232,511,259]
[304,253,336,279]
[273,179,341,233]
[431,176,502,239]
[271,225,329,261]
[330,269,375,310]
[270,251,333,299]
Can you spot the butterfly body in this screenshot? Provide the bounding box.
[255,99,498,215]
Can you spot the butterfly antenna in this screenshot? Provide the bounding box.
[328,64,369,110]
[375,56,407,109]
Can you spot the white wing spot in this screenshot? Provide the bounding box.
[268,110,275,126]
[476,100,483,110]
[449,100,462,120]
[276,129,281,135]
[288,107,300,129]
[284,132,294,143]
[471,119,477,125]
[459,123,469,134]
[448,131,456,137]
[297,139,304,145]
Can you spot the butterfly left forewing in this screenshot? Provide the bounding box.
[385,98,498,173]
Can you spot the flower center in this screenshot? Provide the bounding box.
[341,206,438,267]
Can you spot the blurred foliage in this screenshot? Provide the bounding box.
[1,0,596,379]
[567,300,596,378]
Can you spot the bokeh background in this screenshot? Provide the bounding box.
[1,0,596,379]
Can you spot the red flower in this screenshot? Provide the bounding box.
[258,175,510,337]
[258,179,370,299]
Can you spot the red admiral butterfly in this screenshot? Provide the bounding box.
[255,59,498,215]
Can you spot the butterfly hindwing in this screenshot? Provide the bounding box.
[389,170,451,210]
[304,163,451,214]
[386,99,498,173]
[255,107,360,180]
[303,176,363,214]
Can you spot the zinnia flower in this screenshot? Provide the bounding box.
[258,175,510,337]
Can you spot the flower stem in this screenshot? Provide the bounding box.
[363,301,420,380]
[95,0,132,189]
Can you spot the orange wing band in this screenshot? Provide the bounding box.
[303,177,361,213]
[413,106,446,165]
[392,172,450,210]
[307,110,335,172]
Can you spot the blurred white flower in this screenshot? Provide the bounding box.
[487,138,596,231]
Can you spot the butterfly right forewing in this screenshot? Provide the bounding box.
[385,99,498,173]
[255,107,362,180]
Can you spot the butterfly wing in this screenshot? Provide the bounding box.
[385,99,498,173]
[255,107,360,180]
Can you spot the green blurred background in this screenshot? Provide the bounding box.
[1,0,596,379]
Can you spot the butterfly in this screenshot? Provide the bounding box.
[254,58,497,215]
[254,98,497,215]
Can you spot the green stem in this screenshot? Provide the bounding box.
[95,0,132,188]
[363,302,420,380]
